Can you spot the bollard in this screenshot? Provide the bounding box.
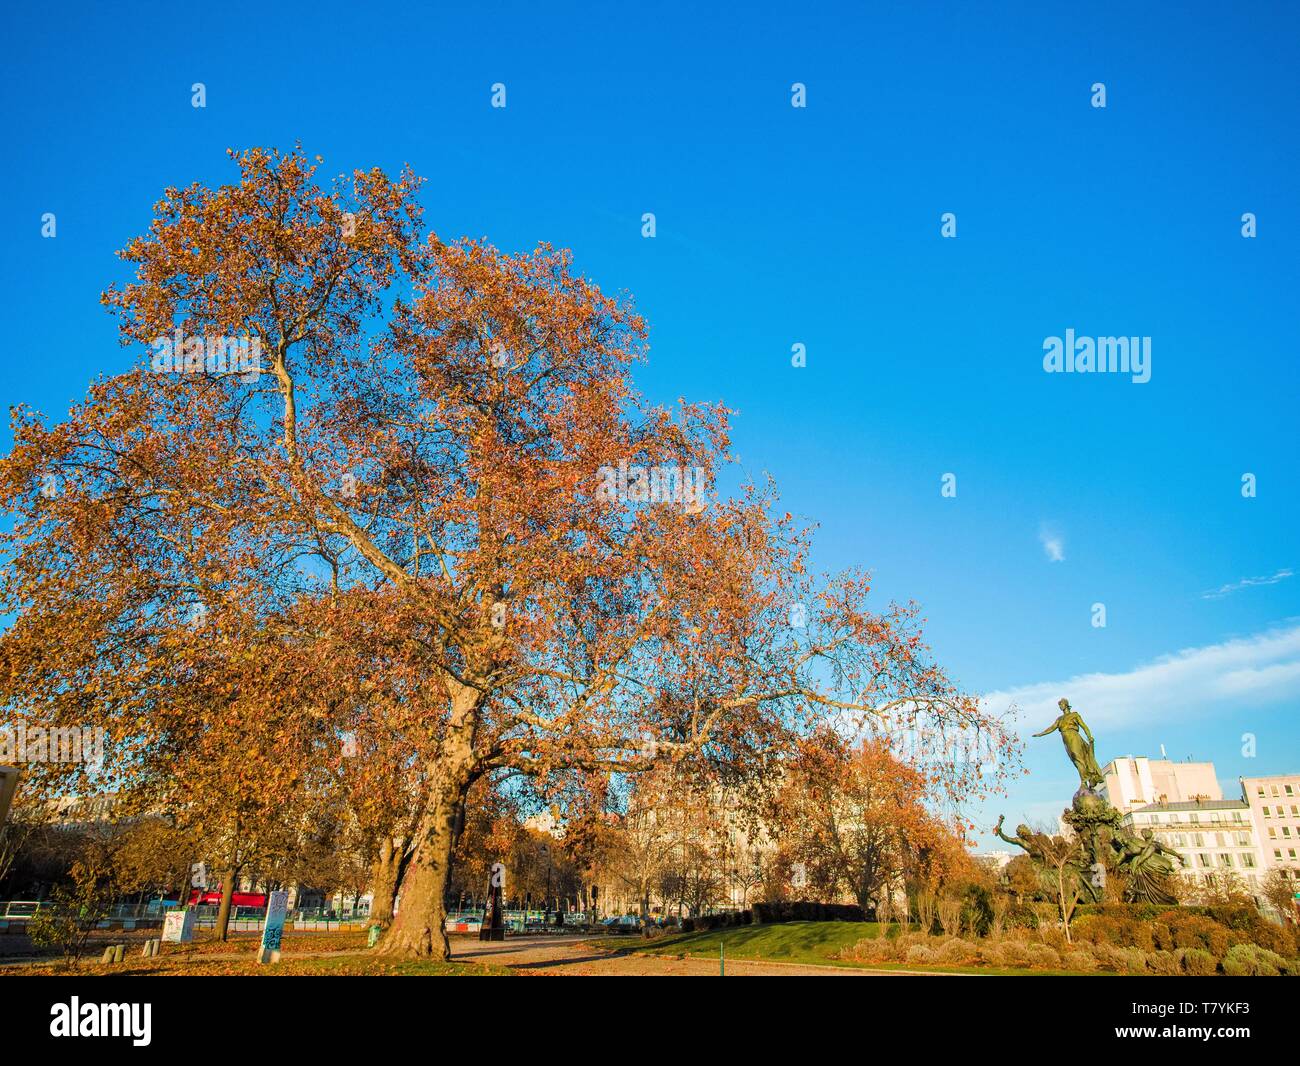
[112,943,125,963]
[101,946,116,964]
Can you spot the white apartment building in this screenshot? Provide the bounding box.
[1241,774,1300,877]
[1123,798,1264,896]
[1098,756,1221,815]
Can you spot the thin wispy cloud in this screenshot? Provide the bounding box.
[1039,523,1065,563]
[1201,568,1293,600]
[981,622,1300,732]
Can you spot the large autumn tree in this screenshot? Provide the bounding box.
[0,147,1013,958]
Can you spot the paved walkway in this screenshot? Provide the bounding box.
[3,933,953,976]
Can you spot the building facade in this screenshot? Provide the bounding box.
[1098,756,1221,815]
[1241,774,1300,873]
[1123,798,1264,895]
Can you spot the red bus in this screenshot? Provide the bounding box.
[187,889,268,908]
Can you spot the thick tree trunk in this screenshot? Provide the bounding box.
[374,792,459,959]
[375,684,479,960]
[215,868,236,942]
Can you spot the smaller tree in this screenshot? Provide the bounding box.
[1037,834,1084,943]
[1187,870,1256,909]
[1260,868,1299,922]
[27,859,116,968]
[1003,854,1040,904]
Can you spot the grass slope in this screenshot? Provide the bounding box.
[630,921,1102,976]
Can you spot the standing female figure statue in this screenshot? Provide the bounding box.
[1034,698,1104,789]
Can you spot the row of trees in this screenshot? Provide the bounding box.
[0,146,1017,956]
[3,731,987,931]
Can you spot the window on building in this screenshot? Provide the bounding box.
[1269,827,1277,839]
[1218,854,1234,868]
[1242,853,1256,868]
[1263,806,1272,818]
[1272,786,1280,797]
[1287,785,1295,796]
[1235,832,1251,847]
[1198,854,1212,868]
[1284,827,1293,839]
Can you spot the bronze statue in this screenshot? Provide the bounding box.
[1033,698,1103,789]
[993,815,1040,855]
[996,698,1180,908]
[1110,828,1179,906]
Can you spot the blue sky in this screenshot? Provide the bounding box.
[2,1,1298,842]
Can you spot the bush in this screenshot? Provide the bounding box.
[1074,913,1155,951]
[997,941,1033,968]
[1061,948,1098,972]
[1203,905,1261,932]
[934,937,980,964]
[1092,943,1148,974]
[1178,948,1217,976]
[1074,901,1158,920]
[1145,950,1182,976]
[1235,919,1296,958]
[26,862,115,968]
[1158,913,1230,957]
[751,901,866,925]
[1005,901,1040,929]
[1221,943,1289,977]
[1025,943,1062,969]
[961,886,994,938]
[905,944,938,965]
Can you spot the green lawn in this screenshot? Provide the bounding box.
[633,920,885,967]
[626,921,1105,976]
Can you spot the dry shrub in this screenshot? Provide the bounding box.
[1244,921,1299,959]
[1145,950,1182,975]
[1221,943,1289,977]
[913,891,937,936]
[936,896,963,937]
[1155,912,1230,957]
[1092,943,1148,973]
[1025,943,1062,969]
[934,937,980,964]
[1061,947,1098,972]
[996,941,1033,968]
[1074,914,1155,952]
[1178,948,1217,976]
